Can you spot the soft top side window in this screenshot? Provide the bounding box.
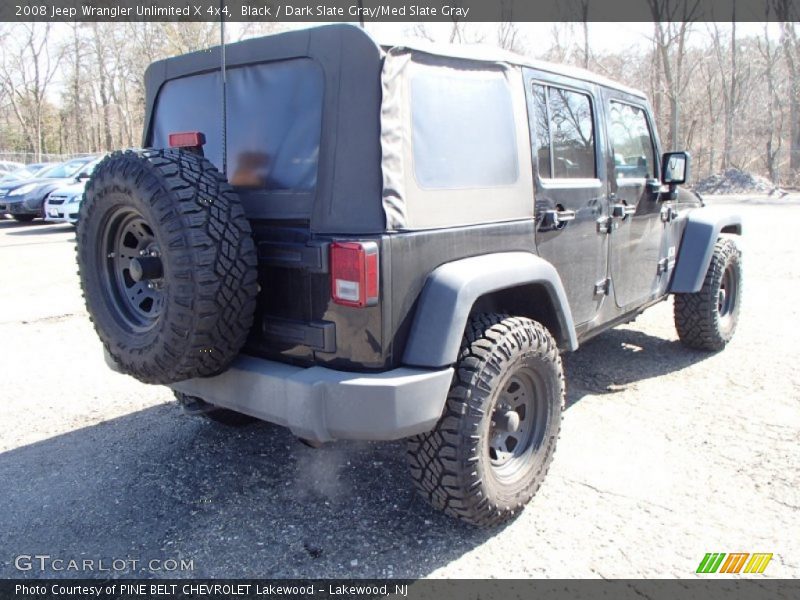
[410,67,519,190]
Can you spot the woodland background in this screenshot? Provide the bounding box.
[1,12,799,185]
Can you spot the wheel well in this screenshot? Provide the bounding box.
[720,224,742,235]
[470,284,565,348]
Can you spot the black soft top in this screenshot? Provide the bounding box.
[143,25,385,234]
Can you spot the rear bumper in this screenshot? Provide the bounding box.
[107,351,452,443]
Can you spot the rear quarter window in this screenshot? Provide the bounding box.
[410,68,518,189]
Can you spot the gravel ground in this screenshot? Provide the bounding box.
[0,194,798,579]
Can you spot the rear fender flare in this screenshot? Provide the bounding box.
[402,252,578,368]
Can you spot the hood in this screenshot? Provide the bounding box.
[48,180,88,196]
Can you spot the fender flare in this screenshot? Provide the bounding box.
[669,207,742,294]
[402,252,578,368]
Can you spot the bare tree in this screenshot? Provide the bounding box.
[496,1,526,55]
[66,23,87,153]
[0,20,793,187]
[407,23,436,43]
[775,1,800,175]
[757,21,784,182]
[573,0,591,68]
[709,21,750,170]
[648,0,700,150]
[0,23,63,159]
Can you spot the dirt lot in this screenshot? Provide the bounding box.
[0,195,798,579]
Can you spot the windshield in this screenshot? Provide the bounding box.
[38,158,93,179]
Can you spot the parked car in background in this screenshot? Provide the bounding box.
[0,170,32,185]
[43,157,103,225]
[0,160,25,176]
[27,162,58,176]
[0,162,61,185]
[0,156,97,222]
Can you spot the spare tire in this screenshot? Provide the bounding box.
[77,149,258,384]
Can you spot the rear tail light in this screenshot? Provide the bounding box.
[330,241,379,308]
[168,131,206,149]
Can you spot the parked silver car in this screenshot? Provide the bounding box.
[43,158,103,225]
[0,156,97,222]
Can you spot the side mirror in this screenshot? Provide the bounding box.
[661,151,690,185]
[76,171,91,180]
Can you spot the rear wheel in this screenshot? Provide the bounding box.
[407,314,564,527]
[13,215,35,222]
[77,149,258,384]
[674,237,742,351]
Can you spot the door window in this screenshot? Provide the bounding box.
[608,102,656,180]
[530,84,596,180]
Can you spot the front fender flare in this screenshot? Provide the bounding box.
[402,252,578,368]
[670,207,742,294]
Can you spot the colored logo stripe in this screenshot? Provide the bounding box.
[697,553,726,573]
[697,552,773,574]
[719,553,749,573]
[744,553,773,574]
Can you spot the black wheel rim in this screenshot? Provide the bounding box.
[99,207,165,332]
[717,263,738,327]
[488,367,547,480]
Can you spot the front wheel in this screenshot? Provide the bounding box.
[674,237,742,351]
[407,314,565,527]
[13,215,35,222]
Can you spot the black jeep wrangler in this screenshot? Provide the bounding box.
[77,25,742,527]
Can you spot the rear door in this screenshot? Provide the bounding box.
[524,70,609,327]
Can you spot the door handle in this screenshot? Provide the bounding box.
[542,209,577,228]
[611,203,636,219]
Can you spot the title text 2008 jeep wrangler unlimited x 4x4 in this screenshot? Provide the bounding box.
[77,25,742,527]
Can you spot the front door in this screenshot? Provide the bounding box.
[524,71,609,327]
[603,93,668,309]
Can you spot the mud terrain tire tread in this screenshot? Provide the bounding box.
[77,149,258,384]
[674,237,742,351]
[407,313,565,528]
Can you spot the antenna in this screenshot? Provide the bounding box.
[357,0,365,28]
[220,0,227,175]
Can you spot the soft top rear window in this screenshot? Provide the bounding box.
[151,58,323,192]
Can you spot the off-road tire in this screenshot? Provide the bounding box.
[13,214,35,222]
[174,391,257,426]
[407,313,565,527]
[674,237,742,351]
[77,149,258,384]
